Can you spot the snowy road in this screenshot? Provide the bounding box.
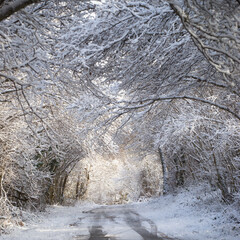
[77,206,176,240]
[1,204,176,240]
[2,187,239,240]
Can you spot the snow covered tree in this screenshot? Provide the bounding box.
[169,0,240,96]
[157,99,240,202]
[0,0,239,219]
[0,0,88,219]
[57,0,240,202]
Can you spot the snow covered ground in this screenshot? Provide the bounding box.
[0,186,239,240]
[133,186,240,240]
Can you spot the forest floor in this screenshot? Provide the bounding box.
[0,186,239,240]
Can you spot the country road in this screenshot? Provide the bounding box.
[1,193,238,240]
[76,206,176,240]
[0,204,177,240]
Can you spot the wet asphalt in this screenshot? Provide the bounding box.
[72,206,177,240]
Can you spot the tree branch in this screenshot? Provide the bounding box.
[121,95,240,121]
[0,0,41,22]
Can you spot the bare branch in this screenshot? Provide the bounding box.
[0,0,41,22]
[121,95,240,121]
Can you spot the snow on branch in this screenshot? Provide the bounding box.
[119,95,240,121]
[169,0,240,92]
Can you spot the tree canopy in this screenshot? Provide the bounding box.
[0,0,239,230]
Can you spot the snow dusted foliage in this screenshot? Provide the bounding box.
[64,152,162,204]
[56,0,240,125]
[111,84,240,202]
[0,3,57,99]
[43,106,86,204]
[169,0,240,95]
[156,100,240,202]
[0,4,52,214]
[0,103,52,232]
[57,0,206,98]
[56,0,239,116]
[0,100,85,229]
[0,0,239,230]
[55,0,240,203]
[0,1,88,224]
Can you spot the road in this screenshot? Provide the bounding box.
[0,204,178,240]
[72,206,177,240]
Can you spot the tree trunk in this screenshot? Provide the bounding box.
[158,147,168,194]
[212,153,233,203]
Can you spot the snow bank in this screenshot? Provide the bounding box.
[0,203,96,240]
[133,185,240,240]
